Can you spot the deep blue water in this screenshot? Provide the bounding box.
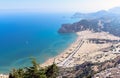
[0,13,80,73]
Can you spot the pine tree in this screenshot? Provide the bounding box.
[9,68,25,78]
[9,58,59,78]
[24,58,47,78]
[46,63,59,78]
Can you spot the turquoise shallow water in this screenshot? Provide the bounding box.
[0,13,80,73]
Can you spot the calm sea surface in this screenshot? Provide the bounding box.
[0,13,80,73]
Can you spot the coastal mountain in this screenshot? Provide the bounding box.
[58,8,120,37]
[58,16,120,37]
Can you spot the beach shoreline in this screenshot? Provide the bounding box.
[40,30,120,68]
[40,33,80,67]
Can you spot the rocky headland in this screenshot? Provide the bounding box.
[58,16,120,37]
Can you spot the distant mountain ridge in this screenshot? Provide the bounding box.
[72,7,120,19]
[109,7,120,14]
[72,10,109,19]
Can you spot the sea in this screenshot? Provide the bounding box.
[0,12,80,73]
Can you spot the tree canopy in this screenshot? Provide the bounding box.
[9,59,59,78]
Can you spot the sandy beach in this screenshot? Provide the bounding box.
[40,30,120,68]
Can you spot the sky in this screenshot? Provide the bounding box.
[0,0,120,13]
